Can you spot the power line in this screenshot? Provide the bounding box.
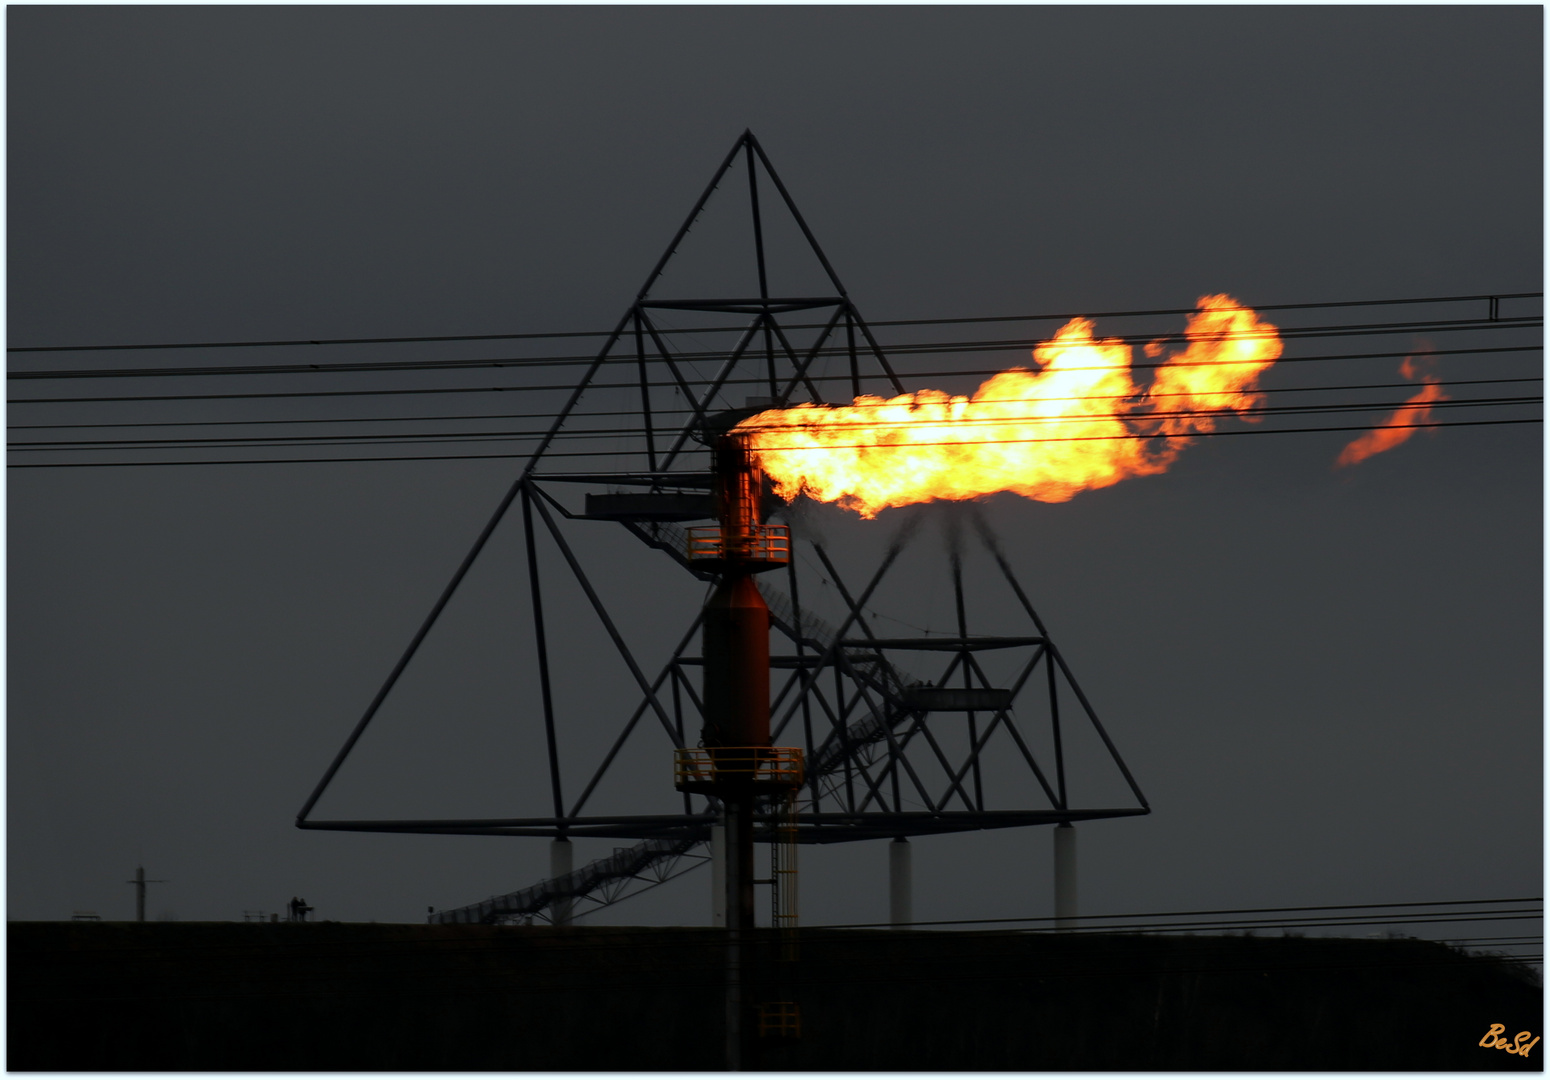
[8,313,1539,381]
[58,897,1533,956]
[714,415,1542,455]
[12,382,563,408]
[7,289,1539,354]
[8,416,1538,469]
[10,344,1541,407]
[813,895,1541,934]
[904,910,1543,938]
[13,376,1537,434]
[9,395,1537,451]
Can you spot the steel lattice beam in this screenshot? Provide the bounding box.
[297,132,1150,924]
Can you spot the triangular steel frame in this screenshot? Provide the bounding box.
[297,134,1150,883]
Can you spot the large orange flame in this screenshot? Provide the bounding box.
[1334,355,1448,468]
[735,294,1283,517]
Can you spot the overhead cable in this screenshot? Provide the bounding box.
[7,290,1539,355]
[12,376,1538,434]
[8,394,1539,451]
[9,416,1539,468]
[8,314,1540,381]
[10,344,1542,408]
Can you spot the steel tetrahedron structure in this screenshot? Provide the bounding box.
[295,130,1150,924]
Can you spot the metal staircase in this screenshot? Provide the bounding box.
[431,835,708,925]
[429,528,931,925]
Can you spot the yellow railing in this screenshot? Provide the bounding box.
[686,524,791,566]
[673,746,804,791]
[757,1001,801,1039]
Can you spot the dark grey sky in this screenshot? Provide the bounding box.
[8,6,1541,929]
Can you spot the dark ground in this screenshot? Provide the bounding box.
[7,921,1542,1071]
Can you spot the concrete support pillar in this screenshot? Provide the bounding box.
[710,822,727,928]
[1054,823,1077,930]
[889,837,912,928]
[549,838,574,926]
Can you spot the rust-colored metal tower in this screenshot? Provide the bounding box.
[674,429,802,1066]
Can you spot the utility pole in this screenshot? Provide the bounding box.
[126,866,167,922]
